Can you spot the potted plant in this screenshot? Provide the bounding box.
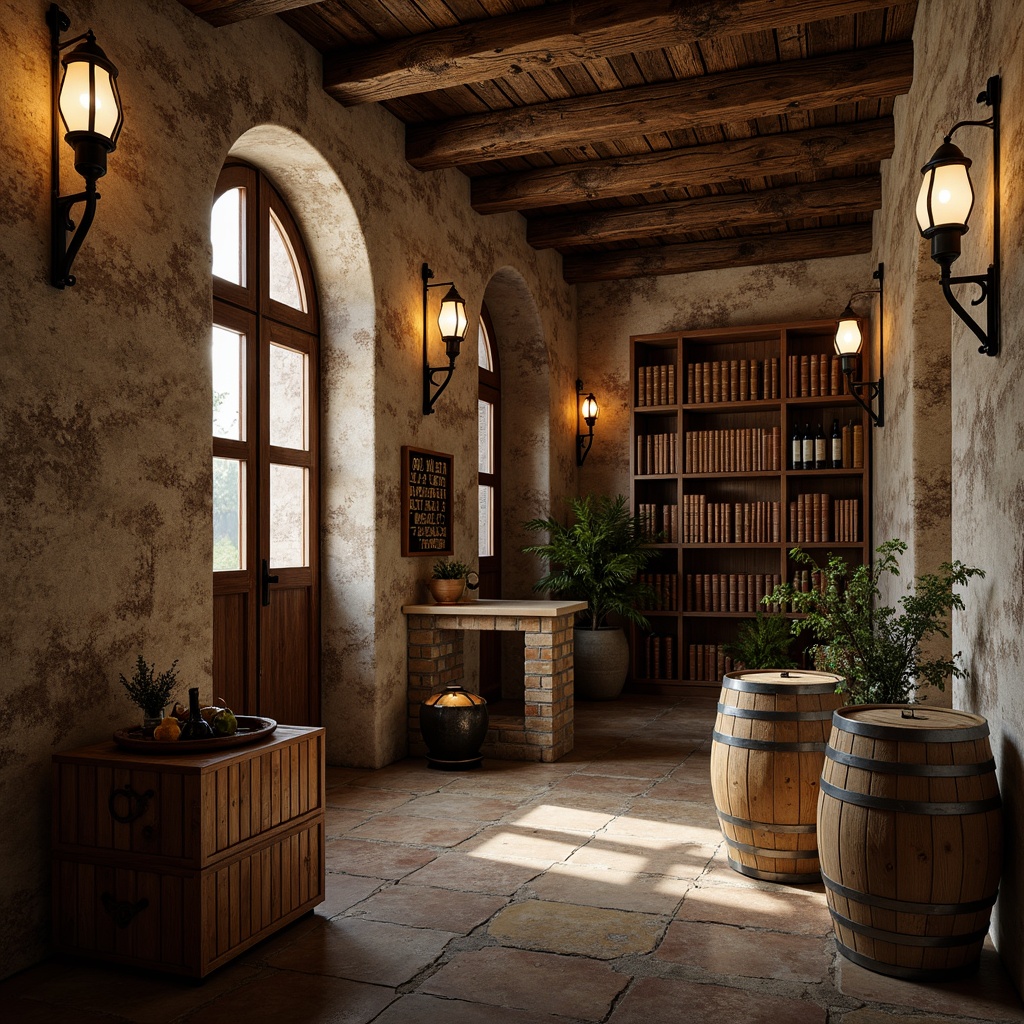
[723,611,796,670]
[765,539,984,704]
[428,558,472,604]
[523,493,655,700]
[120,655,180,732]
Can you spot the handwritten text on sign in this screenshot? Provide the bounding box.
[402,446,453,556]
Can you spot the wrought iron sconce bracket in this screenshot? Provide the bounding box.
[840,263,885,429]
[422,262,459,415]
[576,378,597,466]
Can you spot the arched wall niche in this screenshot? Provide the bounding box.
[227,125,377,762]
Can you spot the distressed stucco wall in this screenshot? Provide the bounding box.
[0,0,574,977]
[870,0,1024,992]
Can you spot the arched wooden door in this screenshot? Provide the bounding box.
[211,162,320,725]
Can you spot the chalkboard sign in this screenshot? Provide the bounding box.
[401,446,454,556]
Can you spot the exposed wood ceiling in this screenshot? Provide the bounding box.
[179,0,918,282]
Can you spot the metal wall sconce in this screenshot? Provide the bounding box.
[48,4,124,289]
[575,379,599,466]
[422,262,469,415]
[915,75,1000,356]
[834,263,884,428]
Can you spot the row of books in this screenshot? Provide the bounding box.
[636,503,678,542]
[787,354,846,398]
[636,432,678,475]
[788,494,860,543]
[637,573,680,611]
[685,573,784,613]
[639,635,675,680]
[681,496,782,544]
[686,427,782,474]
[686,358,780,404]
[636,363,677,406]
[689,645,737,683]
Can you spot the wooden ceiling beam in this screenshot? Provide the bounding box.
[472,118,894,214]
[562,225,873,283]
[178,1,320,27]
[323,0,897,105]
[528,176,882,250]
[407,43,911,170]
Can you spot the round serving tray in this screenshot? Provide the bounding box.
[113,716,277,753]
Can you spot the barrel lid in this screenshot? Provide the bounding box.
[832,704,990,741]
[721,669,843,695]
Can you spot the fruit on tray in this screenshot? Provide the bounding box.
[153,717,181,742]
[211,708,238,736]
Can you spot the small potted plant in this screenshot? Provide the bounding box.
[723,611,796,670]
[428,558,472,604]
[766,539,984,704]
[120,655,180,733]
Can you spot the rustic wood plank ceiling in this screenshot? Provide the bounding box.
[179,0,918,282]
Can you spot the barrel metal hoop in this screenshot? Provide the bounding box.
[832,710,991,743]
[825,747,997,777]
[718,704,834,722]
[725,836,818,860]
[819,778,1002,816]
[713,730,825,753]
[829,907,990,948]
[722,676,839,695]
[821,871,999,915]
[716,810,817,834]
[834,939,983,981]
[726,854,820,884]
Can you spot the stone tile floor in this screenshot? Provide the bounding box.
[5,695,1023,1023]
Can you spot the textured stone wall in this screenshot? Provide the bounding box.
[0,0,574,977]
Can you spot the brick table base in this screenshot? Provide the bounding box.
[402,600,586,762]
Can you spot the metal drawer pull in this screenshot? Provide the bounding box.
[108,784,155,824]
[101,893,149,928]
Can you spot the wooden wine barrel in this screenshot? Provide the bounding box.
[710,669,844,882]
[818,705,1002,980]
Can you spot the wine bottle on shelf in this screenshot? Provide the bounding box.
[802,423,814,471]
[180,686,214,740]
[791,423,802,470]
[831,419,842,468]
[815,423,827,470]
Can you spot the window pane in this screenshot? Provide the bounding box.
[270,463,307,567]
[269,210,306,311]
[478,400,493,474]
[213,458,243,570]
[211,188,243,285]
[478,322,492,371]
[212,324,244,439]
[270,343,306,449]
[478,485,494,558]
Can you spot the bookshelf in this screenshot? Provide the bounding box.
[630,319,872,696]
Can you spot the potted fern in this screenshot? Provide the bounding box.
[428,558,472,604]
[523,494,655,699]
[723,611,796,670]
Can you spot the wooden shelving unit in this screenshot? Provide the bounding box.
[630,319,872,697]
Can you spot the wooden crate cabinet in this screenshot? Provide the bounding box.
[630,319,872,697]
[52,725,325,978]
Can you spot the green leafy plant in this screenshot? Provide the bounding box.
[724,611,796,669]
[431,558,471,580]
[120,655,180,717]
[522,493,656,630]
[765,539,984,704]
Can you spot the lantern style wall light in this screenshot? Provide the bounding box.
[915,75,1000,356]
[48,3,124,289]
[576,379,599,466]
[422,262,469,415]
[834,263,884,428]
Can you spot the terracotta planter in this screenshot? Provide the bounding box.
[427,578,465,604]
[573,627,629,700]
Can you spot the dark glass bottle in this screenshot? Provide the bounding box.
[801,423,814,471]
[791,423,802,470]
[180,686,214,740]
[831,418,842,468]
[814,423,827,469]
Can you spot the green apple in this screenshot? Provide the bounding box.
[211,708,238,736]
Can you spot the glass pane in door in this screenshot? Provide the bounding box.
[478,400,493,473]
[211,187,244,285]
[213,457,244,570]
[269,343,307,449]
[478,484,494,558]
[269,210,306,311]
[212,324,244,439]
[270,463,308,567]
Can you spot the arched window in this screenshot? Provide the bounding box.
[211,162,320,725]
[478,304,501,698]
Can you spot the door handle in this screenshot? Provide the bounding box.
[262,558,279,606]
